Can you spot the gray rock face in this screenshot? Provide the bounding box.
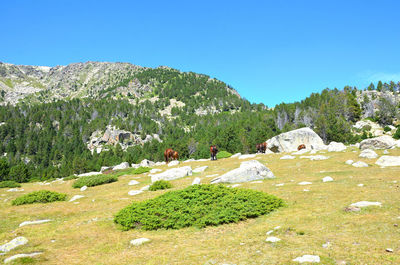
[359,135,396,150]
[113,162,130,170]
[266,127,326,153]
[359,149,378,159]
[375,156,400,167]
[210,160,275,184]
[327,141,346,152]
[151,166,192,182]
[0,237,28,252]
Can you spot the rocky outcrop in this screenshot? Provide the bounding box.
[266,127,326,153]
[375,156,400,167]
[151,166,192,182]
[359,135,396,150]
[210,160,275,184]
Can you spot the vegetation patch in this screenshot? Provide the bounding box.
[0,180,21,188]
[12,190,67,205]
[72,175,117,188]
[217,151,232,159]
[114,184,284,230]
[149,180,172,191]
[132,167,151,174]
[63,175,79,181]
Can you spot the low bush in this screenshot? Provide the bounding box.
[384,126,391,132]
[0,180,21,188]
[12,190,67,205]
[132,167,151,174]
[63,175,78,181]
[216,151,232,159]
[393,127,400,140]
[72,175,117,188]
[149,180,172,191]
[114,184,284,230]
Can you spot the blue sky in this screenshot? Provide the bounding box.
[2,0,400,107]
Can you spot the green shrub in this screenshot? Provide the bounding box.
[216,151,232,159]
[393,127,400,140]
[12,190,67,205]
[63,175,79,181]
[0,180,21,188]
[384,126,391,132]
[149,180,172,191]
[132,167,151,174]
[72,174,117,188]
[114,184,284,230]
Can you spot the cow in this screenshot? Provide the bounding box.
[210,145,218,160]
[256,142,267,153]
[172,150,179,161]
[297,144,306,151]
[164,148,174,163]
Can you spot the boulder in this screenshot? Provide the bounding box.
[345,160,354,165]
[293,255,320,263]
[266,127,326,153]
[100,166,111,173]
[80,186,88,191]
[128,190,143,196]
[131,164,140,169]
[167,160,180,167]
[359,149,378,159]
[300,155,329,161]
[19,219,51,227]
[0,237,28,252]
[193,166,208,173]
[327,142,346,152]
[350,201,381,207]
[149,168,162,174]
[238,154,257,159]
[191,177,201,185]
[151,166,192,182]
[298,181,312,185]
[4,252,42,264]
[69,195,84,202]
[155,161,166,166]
[210,160,275,184]
[113,162,130,170]
[7,188,24,192]
[322,176,333,182]
[359,135,396,150]
[352,161,368,168]
[140,185,150,191]
[130,238,150,246]
[78,171,101,177]
[128,180,140,186]
[375,156,400,167]
[140,159,155,167]
[265,236,281,243]
[280,155,295,160]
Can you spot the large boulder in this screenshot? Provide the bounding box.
[359,135,396,150]
[359,149,378,159]
[113,162,130,170]
[140,159,155,167]
[210,160,275,184]
[375,156,400,167]
[151,166,192,182]
[327,142,346,152]
[266,127,326,153]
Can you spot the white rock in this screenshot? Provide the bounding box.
[205,174,219,178]
[345,160,354,165]
[360,135,396,150]
[113,162,130,170]
[128,190,143,196]
[265,236,281,243]
[266,230,273,235]
[327,141,347,152]
[100,166,111,172]
[155,161,166,166]
[80,185,88,191]
[183,159,195,163]
[191,177,201,185]
[293,255,320,263]
[300,155,329,161]
[238,154,257,159]
[275,183,284,187]
[130,238,150,246]
[280,155,295,160]
[78,171,102,177]
[69,195,84,202]
[350,201,382,207]
[196,159,209,162]
[322,242,331,249]
[231,153,241,158]
[266,127,326,153]
[322,176,333,182]
[352,161,368,167]
[211,160,275,184]
[140,185,150,191]
[383,150,389,154]
[128,180,140,186]
[274,226,281,230]
[4,252,42,263]
[375,156,400,167]
[19,219,51,227]
[292,149,309,155]
[359,149,378,159]
[168,160,180,167]
[251,181,263,183]
[303,189,310,192]
[151,166,192,182]
[298,181,312,185]
[7,188,24,192]
[0,237,28,252]
[193,166,208,173]
[150,168,162,174]
[140,159,155,168]
[357,184,364,187]
[309,150,317,154]
[231,184,241,188]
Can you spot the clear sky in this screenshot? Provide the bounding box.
[2,0,400,107]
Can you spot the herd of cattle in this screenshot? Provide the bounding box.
[164,143,307,163]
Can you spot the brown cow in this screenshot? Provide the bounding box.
[164,148,174,163]
[297,144,306,151]
[256,142,267,153]
[172,150,179,161]
[210,145,218,160]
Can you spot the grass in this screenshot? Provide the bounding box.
[1,148,400,264]
[149,180,172,191]
[72,174,117,188]
[12,190,67,206]
[0,180,21,188]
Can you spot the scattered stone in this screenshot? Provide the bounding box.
[231,153,241,158]
[210,160,275,184]
[293,255,320,263]
[128,190,143,196]
[345,160,354,165]
[350,201,382,207]
[140,185,150,191]
[205,174,219,178]
[128,180,140,186]
[359,149,378,159]
[193,166,208,173]
[151,166,192,182]
[360,135,396,150]
[383,150,389,155]
[274,226,281,230]
[191,177,201,185]
[183,159,195,163]
[78,171,101,177]
[7,188,24,192]
[69,195,84,202]
[238,154,256,159]
[155,161,166,166]
[266,230,273,235]
[352,161,368,168]
[322,242,331,249]
[130,238,150,246]
[292,149,309,155]
[168,160,180,167]
[4,252,43,263]
[327,141,346,152]
[275,183,284,187]
[298,181,312,185]
[300,155,329,161]
[80,185,88,191]
[303,189,310,192]
[386,248,394,253]
[265,236,281,243]
[0,237,28,252]
[357,184,364,187]
[280,155,295,160]
[19,219,51,227]
[375,156,400,167]
[100,166,111,173]
[150,169,162,174]
[322,176,333,182]
[113,162,130,170]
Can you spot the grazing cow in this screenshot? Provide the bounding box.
[210,145,218,160]
[256,142,267,153]
[164,148,174,163]
[297,144,306,151]
[172,150,179,161]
